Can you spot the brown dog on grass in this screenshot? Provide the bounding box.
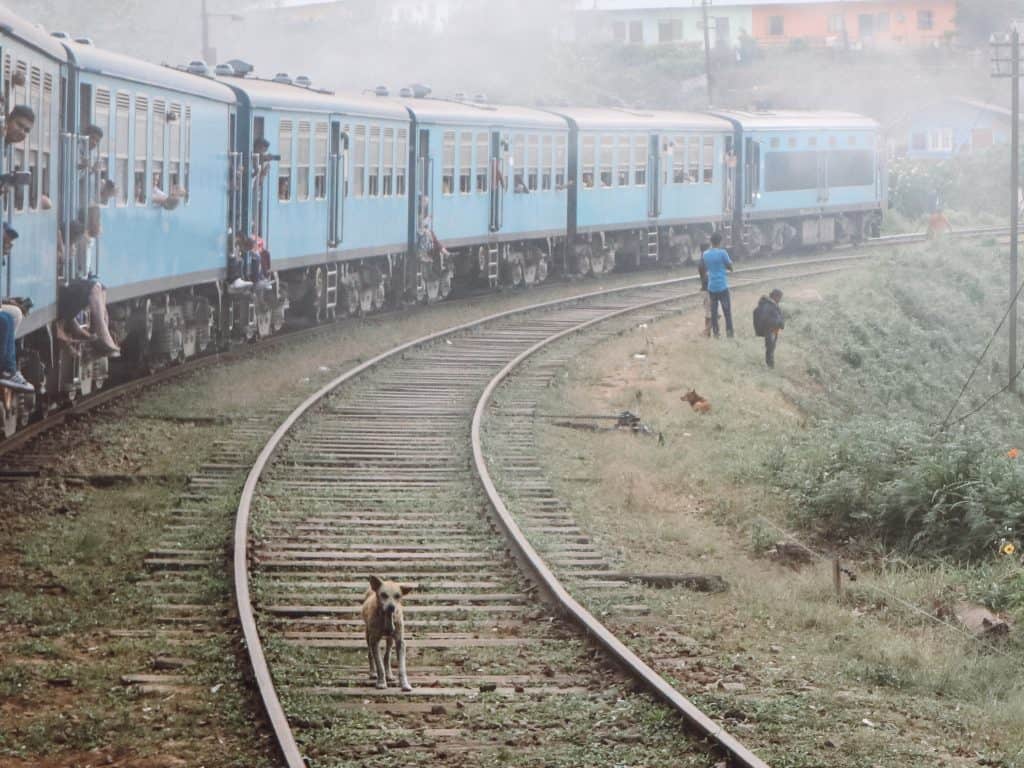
[362,575,414,691]
[681,389,712,413]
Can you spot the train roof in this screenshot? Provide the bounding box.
[546,107,731,132]
[711,110,879,131]
[399,98,566,130]
[63,40,235,103]
[223,77,409,120]
[0,6,69,60]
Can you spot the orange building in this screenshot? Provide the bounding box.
[751,1,957,48]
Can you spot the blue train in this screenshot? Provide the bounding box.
[0,6,885,436]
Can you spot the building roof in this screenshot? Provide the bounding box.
[223,77,410,119]
[399,98,567,130]
[0,6,69,60]
[712,109,879,130]
[64,40,236,103]
[546,106,732,132]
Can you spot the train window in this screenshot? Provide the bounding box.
[542,135,553,191]
[279,120,293,202]
[673,136,686,183]
[764,151,818,192]
[527,135,539,191]
[442,130,456,195]
[168,104,181,190]
[555,135,566,189]
[367,125,381,198]
[788,137,797,148]
[95,90,112,204]
[703,136,715,183]
[297,121,311,201]
[687,135,701,183]
[476,133,489,194]
[27,67,40,210]
[352,125,365,198]
[808,137,818,147]
[829,136,837,148]
[184,106,192,203]
[770,137,780,149]
[42,74,53,203]
[10,61,27,211]
[616,136,630,187]
[115,94,130,205]
[460,131,472,194]
[848,136,858,146]
[581,135,595,189]
[152,100,165,197]
[315,123,329,199]
[599,136,613,188]
[134,95,148,205]
[633,136,646,186]
[382,127,394,197]
[827,150,874,187]
[512,134,525,193]
[396,128,408,196]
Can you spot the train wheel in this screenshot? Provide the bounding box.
[769,223,787,253]
[537,256,549,284]
[440,270,453,300]
[426,278,441,304]
[575,246,593,277]
[508,261,524,288]
[676,233,694,264]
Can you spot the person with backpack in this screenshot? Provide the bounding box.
[703,232,734,338]
[754,288,785,368]
[697,241,713,337]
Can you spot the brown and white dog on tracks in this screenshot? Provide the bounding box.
[362,575,414,691]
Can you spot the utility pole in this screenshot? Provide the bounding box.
[201,0,216,65]
[701,0,714,106]
[992,29,1021,392]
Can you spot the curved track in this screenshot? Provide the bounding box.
[235,254,870,767]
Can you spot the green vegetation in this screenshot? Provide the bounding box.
[888,149,1018,223]
[765,242,1024,561]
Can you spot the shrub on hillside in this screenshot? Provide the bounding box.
[888,149,1018,221]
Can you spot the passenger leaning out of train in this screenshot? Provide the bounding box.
[0,227,33,393]
[228,234,272,294]
[5,104,34,145]
[253,137,272,182]
[55,220,120,356]
[150,171,185,211]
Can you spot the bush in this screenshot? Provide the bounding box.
[769,242,1024,561]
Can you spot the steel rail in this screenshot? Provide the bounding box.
[234,252,869,767]
[469,265,856,768]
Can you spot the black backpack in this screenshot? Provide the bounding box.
[753,298,769,338]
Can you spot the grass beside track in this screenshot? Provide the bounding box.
[520,241,1024,766]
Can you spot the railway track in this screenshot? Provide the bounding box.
[236,254,869,767]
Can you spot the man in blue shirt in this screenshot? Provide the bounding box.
[702,232,734,338]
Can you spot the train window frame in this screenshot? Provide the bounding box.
[382,126,395,197]
[581,135,595,190]
[183,106,191,204]
[673,135,686,184]
[632,135,646,186]
[476,132,489,194]
[703,135,715,184]
[134,95,149,206]
[599,135,613,189]
[297,121,312,201]
[512,134,525,193]
[616,135,630,187]
[115,93,130,206]
[687,135,701,184]
[459,131,473,195]
[278,119,293,203]
[152,99,166,199]
[27,66,40,210]
[314,123,328,200]
[542,134,553,191]
[168,103,182,191]
[442,130,456,196]
[555,135,567,190]
[10,59,27,212]
[367,125,381,198]
[42,73,53,205]
[527,134,539,192]
[351,124,365,198]
[396,128,408,197]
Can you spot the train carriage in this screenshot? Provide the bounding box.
[60,40,236,383]
[401,97,569,292]
[218,73,411,320]
[547,107,733,274]
[714,110,886,253]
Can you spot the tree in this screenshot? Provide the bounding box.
[957,0,1024,46]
